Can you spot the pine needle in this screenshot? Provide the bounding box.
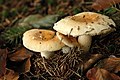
[0,25,32,46]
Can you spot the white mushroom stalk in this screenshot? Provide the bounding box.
[40,51,54,59]
[62,46,71,53]
[78,35,92,52]
[22,29,65,59]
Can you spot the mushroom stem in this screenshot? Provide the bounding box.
[41,51,54,59]
[62,46,71,53]
[78,35,92,53]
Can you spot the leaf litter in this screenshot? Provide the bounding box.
[0,0,120,80]
[0,49,8,78]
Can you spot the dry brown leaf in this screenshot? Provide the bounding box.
[23,58,31,73]
[0,38,5,46]
[98,57,120,73]
[92,0,120,10]
[0,49,8,78]
[83,54,104,72]
[86,68,120,80]
[8,47,33,61]
[15,58,31,73]
[0,68,19,80]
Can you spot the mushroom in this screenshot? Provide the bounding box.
[56,32,80,53]
[56,32,79,47]
[22,29,65,59]
[53,12,116,52]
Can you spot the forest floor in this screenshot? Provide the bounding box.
[0,0,120,80]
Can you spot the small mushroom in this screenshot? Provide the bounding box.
[56,32,80,53]
[22,29,65,59]
[56,32,79,47]
[53,12,116,52]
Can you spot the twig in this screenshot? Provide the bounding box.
[70,69,82,78]
[42,58,53,76]
[29,71,47,80]
[83,54,105,73]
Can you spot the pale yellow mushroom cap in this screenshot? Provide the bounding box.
[53,12,116,37]
[22,29,65,52]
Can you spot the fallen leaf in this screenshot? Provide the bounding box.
[8,47,33,61]
[19,14,42,25]
[16,58,31,73]
[97,57,120,73]
[86,68,120,80]
[0,38,5,47]
[92,0,120,10]
[6,57,31,74]
[20,14,59,29]
[0,49,8,77]
[0,68,19,80]
[22,58,31,73]
[29,15,59,29]
[83,54,104,73]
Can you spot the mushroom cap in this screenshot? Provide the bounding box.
[56,32,79,47]
[22,29,65,52]
[53,12,116,37]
